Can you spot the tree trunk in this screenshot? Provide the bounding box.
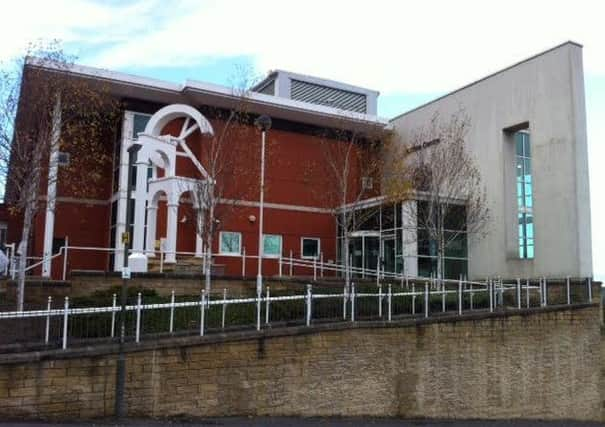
[204,202,215,292]
[17,201,34,311]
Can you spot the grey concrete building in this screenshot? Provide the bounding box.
[391,41,592,279]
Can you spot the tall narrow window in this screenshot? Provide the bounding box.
[516,131,534,259]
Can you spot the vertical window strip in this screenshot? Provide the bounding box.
[515,132,534,259]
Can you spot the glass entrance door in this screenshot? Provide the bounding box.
[382,237,396,275]
[348,232,380,277]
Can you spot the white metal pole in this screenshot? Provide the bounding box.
[543,277,548,306]
[489,279,493,313]
[387,284,392,322]
[313,258,317,281]
[278,254,282,277]
[242,248,246,278]
[256,129,266,297]
[526,279,530,308]
[538,278,543,307]
[441,280,446,312]
[265,286,270,324]
[458,279,462,315]
[135,292,142,343]
[343,284,348,320]
[424,282,429,318]
[469,283,474,310]
[222,288,227,329]
[320,252,324,277]
[351,283,356,322]
[62,236,69,281]
[200,290,206,336]
[111,293,117,338]
[587,277,592,303]
[62,297,69,350]
[566,276,571,305]
[169,290,175,334]
[516,278,521,309]
[412,283,416,315]
[160,248,164,273]
[378,284,383,318]
[45,296,52,345]
[256,288,261,331]
[306,284,312,327]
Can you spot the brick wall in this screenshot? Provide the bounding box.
[0,305,601,421]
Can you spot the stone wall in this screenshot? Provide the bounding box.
[0,305,601,421]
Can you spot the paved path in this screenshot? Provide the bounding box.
[1,418,603,426]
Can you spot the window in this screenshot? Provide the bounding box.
[515,131,534,259]
[262,234,282,258]
[301,238,320,259]
[219,232,241,255]
[132,113,151,139]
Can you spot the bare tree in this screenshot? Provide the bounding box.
[312,119,388,288]
[0,42,119,309]
[188,71,259,292]
[391,111,489,279]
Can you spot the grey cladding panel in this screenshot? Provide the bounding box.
[290,79,366,113]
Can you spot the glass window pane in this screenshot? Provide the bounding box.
[516,134,524,156]
[263,234,282,257]
[133,114,150,139]
[527,245,534,259]
[302,238,319,258]
[220,232,241,254]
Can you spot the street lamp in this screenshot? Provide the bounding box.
[115,142,141,418]
[254,115,271,308]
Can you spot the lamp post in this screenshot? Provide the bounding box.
[115,142,141,418]
[254,115,271,299]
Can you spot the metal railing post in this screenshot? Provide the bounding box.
[265,286,270,325]
[412,283,416,315]
[306,284,312,327]
[516,278,521,309]
[587,277,592,303]
[343,285,348,320]
[441,280,446,312]
[242,248,246,278]
[424,282,429,318]
[387,284,392,322]
[566,276,571,305]
[135,292,142,343]
[351,283,356,322]
[256,287,261,331]
[489,279,494,313]
[200,290,206,336]
[45,296,52,345]
[62,237,69,280]
[169,290,175,333]
[469,283,474,310]
[376,264,380,286]
[160,248,164,273]
[313,258,317,281]
[222,288,228,329]
[538,278,543,307]
[543,277,548,306]
[526,279,530,308]
[62,297,69,350]
[278,254,282,277]
[458,278,462,315]
[111,293,117,338]
[320,252,324,277]
[378,284,383,318]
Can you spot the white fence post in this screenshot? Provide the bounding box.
[516,278,521,309]
[543,277,548,306]
[378,284,383,318]
[587,277,592,303]
[200,290,206,336]
[278,254,283,277]
[412,283,416,315]
[222,288,228,329]
[526,279,530,308]
[538,278,543,307]
[489,279,494,313]
[351,283,356,322]
[62,297,69,350]
[441,280,446,312]
[469,282,474,310]
[160,247,164,273]
[62,236,69,280]
[45,296,52,345]
[265,286,270,325]
[313,258,317,282]
[320,253,324,277]
[458,278,462,315]
[111,293,117,338]
[387,284,392,322]
[376,264,379,286]
[424,282,429,318]
[135,292,142,343]
[242,248,246,278]
[566,276,571,305]
[342,285,348,320]
[169,290,175,334]
[306,284,312,327]
[256,288,261,331]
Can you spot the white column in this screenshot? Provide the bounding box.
[145,205,157,257]
[132,161,149,253]
[195,209,204,258]
[402,200,418,277]
[42,97,62,277]
[114,113,134,271]
[165,202,178,263]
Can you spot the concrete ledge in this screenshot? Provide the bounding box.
[0,302,596,365]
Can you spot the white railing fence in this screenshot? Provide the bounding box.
[0,276,593,352]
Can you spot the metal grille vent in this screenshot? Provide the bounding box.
[290,79,367,113]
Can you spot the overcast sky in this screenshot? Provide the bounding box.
[1,0,603,279]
